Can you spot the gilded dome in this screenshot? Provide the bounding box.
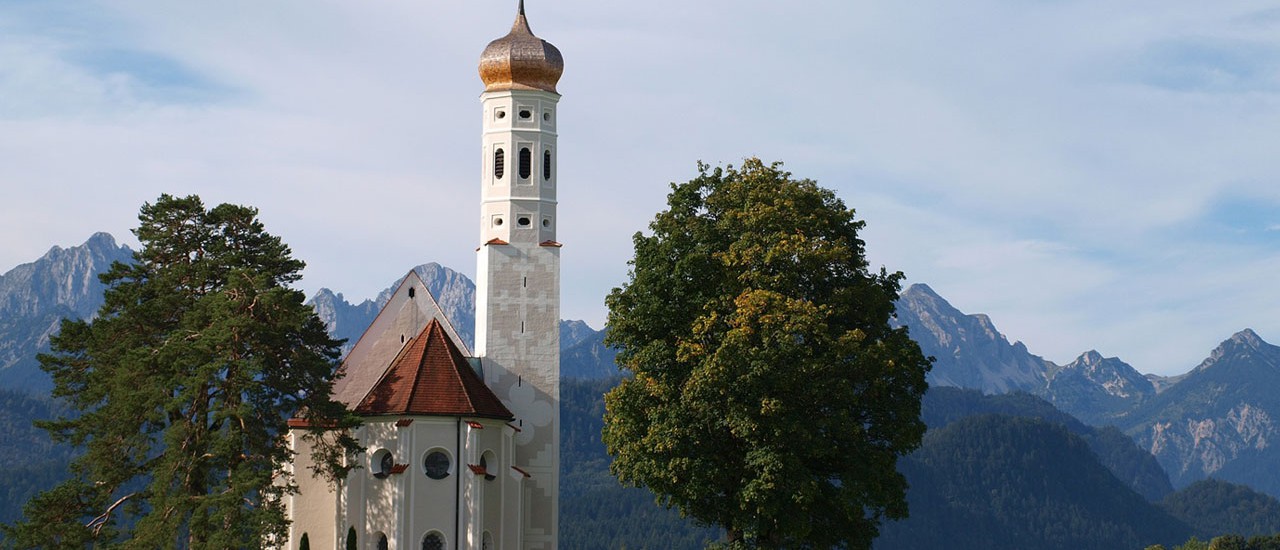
[479,1,563,94]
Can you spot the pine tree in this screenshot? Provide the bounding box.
[602,159,931,549]
[2,195,360,549]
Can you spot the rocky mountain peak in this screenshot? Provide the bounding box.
[894,283,1051,394]
[1229,328,1265,350]
[0,233,134,392]
[1198,329,1276,372]
[1079,350,1104,366]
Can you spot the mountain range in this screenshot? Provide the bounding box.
[896,281,1280,495]
[6,233,1280,546]
[4,233,1280,499]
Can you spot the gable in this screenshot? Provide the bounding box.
[332,271,471,408]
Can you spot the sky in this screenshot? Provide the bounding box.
[1,0,1278,376]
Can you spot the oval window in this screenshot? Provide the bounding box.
[518,109,532,119]
[424,450,451,480]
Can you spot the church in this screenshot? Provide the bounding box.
[285,3,564,548]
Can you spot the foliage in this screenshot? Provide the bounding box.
[602,159,931,548]
[1163,534,1280,550]
[1,195,361,549]
[1162,479,1280,539]
[875,414,1190,550]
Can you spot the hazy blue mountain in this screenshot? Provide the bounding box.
[307,263,617,379]
[1120,329,1280,494]
[309,263,477,353]
[894,284,1053,394]
[0,233,133,393]
[562,328,619,380]
[1040,350,1155,426]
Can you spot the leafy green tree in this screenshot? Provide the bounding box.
[602,159,931,549]
[2,195,360,549]
[1210,534,1248,550]
[1178,537,1210,550]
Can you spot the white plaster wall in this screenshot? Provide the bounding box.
[286,430,338,550]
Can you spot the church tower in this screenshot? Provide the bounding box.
[475,2,562,548]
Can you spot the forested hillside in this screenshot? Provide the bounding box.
[1162,479,1280,540]
[0,389,75,527]
[922,387,1174,501]
[876,414,1190,550]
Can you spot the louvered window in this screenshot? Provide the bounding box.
[543,150,552,180]
[519,147,532,179]
[494,148,505,179]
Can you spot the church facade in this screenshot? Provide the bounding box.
[285,4,563,549]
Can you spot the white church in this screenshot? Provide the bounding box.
[285,3,564,548]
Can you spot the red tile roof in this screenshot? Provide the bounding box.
[355,319,513,420]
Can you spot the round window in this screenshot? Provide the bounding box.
[424,450,451,480]
[496,110,506,119]
[422,532,445,550]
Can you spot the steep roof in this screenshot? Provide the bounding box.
[355,318,512,420]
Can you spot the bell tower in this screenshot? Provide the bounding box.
[475,2,562,548]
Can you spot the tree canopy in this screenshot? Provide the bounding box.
[2,195,360,549]
[601,159,931,548]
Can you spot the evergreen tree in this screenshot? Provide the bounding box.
[2,195,360,549]
[603,159,930,549]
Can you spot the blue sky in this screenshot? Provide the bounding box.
[1,0,1278,376]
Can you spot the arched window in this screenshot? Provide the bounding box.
[494,148,505,179]
[377,533,389,550]
[482,531,494,550]
[422,532,445,550]
[543,149,552,181]
[346,527,357,550]
[480,450,497,481]
[372,449,394,479]
[518,147,531,179]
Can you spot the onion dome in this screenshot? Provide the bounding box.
[478,0,564,93]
